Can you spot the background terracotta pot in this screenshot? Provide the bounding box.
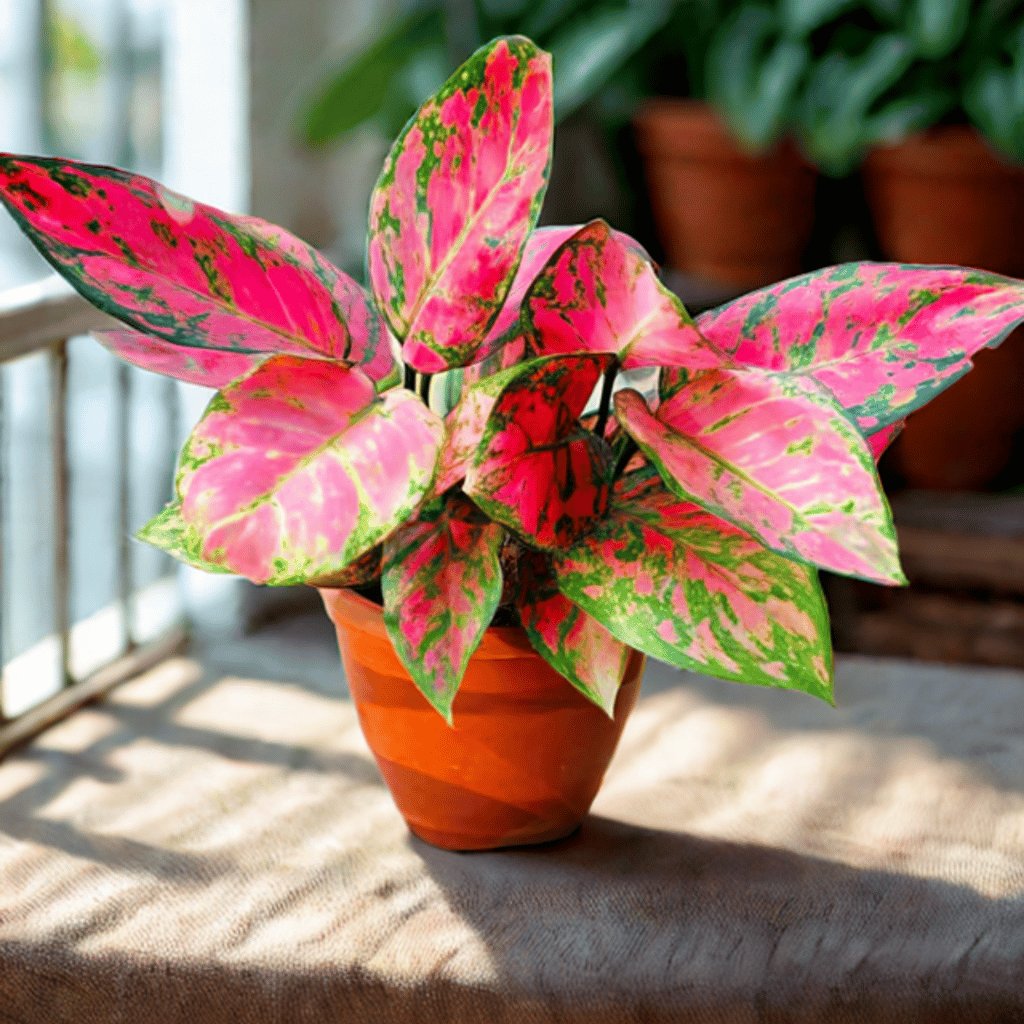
[863,127,1024,490]
[319,587,645,852]
[632,98,817,290]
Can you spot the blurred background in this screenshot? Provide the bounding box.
[3,0,1024,718]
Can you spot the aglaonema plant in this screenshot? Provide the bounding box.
[3,35,1024,723]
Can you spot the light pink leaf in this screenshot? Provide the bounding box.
[615,372,903,584]
[176,355,443,585]
[695,262,1024,432]
[463,354,613,550]
[524,219,723,370]
[0,154,393,381]
[553,470,833,701]
[517,549,630,715]
[381,492,504,722]
[94,329,265,388]
[367,37,553,372]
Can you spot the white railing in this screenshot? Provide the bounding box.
[0,276,186,756]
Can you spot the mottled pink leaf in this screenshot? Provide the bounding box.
[381,492,504,722]
[463,354,613,550]
[517,549,630,715]
[615,371,903,584]
[695,262,1024,432]
[94,329,265,388]
[175,355,443,585]
[474,223,656,365]
[0,154,393,381]
[367,37,553,372]
[553,469,833,701]
[525,219,723,371]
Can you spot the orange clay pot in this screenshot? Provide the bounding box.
[319,587,644,851]
[863,127,1024,490]
[633,98,816,290]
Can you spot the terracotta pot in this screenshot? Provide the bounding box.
[632,98,817,290]
[863,127,1024,490]
[319,587,645,851]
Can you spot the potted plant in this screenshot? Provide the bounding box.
[3,36,1024,851]
[632,0,820,289]
[846,0,1024,488]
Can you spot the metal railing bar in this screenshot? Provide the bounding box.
[0,276,119,364]
[117,361,135,651]
[0,625,186,759]
[49,340,71,688]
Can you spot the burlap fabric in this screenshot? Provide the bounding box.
[2,633,1024,1022]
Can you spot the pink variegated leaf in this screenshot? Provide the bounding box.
[382,492,503,722]
[517,549,630,716]
[473,223,656,365]
[525,219,723,371]
[367,37,553,372]
[136,501,235,575]
[95,329,266,388]
[614,372,903,584]
[175,355,443,585]
[696,262,1024,433]
[0,154,393,381]
[464,354,613,550]
[661,363,907,465]
[553,473,833,702]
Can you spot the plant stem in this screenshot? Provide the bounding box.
[612,437,639,481]
[404,364,416,391]
[419,372,433,404]
[592,364,617,441]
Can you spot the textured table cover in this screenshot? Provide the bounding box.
[2,632,1024,1022]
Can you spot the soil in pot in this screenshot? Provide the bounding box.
[863,127,1024,490]
[319,587,645,852]
[632,98,817,290]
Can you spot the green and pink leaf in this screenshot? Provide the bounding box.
[554,472,833,701]
[175,355,443,585]
[0,155,393,379]
[526,219,722,370]
[615,371,903,583]
[382,492,503,722]
[367,36,553,372]
[517,549,630,715]
[696,262,1024,432]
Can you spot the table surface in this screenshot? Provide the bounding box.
[3,615,1024,1022]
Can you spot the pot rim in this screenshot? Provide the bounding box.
[318,585,542,661]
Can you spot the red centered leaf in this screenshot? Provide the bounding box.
[463,354,612,550]
[695,262,1024,432]
[615,370,903,584]
[0,154,394,381]
[554,469,833,701]
[367,36,553,372]
[382,492,504,722]
[517,549,630,715]
[175,355,443,585]
[95,329,266,388]
[524,219,723,370]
